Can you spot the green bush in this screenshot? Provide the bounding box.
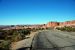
[0,29,31,49]
[0,40,11,50]
[56,26,75,32]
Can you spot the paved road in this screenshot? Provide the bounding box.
[31,30,75,50]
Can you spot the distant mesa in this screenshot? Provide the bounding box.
[1,20,75,30]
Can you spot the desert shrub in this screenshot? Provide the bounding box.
[0,29,31,49]
[0,40,11,50]
[56,26,75,32]
[11,31,22,42]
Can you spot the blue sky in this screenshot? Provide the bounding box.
[0,0,75,25]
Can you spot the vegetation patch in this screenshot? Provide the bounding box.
[56,26,75,32]
[0,28,31,50]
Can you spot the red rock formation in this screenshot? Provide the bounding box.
[59,20,75,27]
[47,22,59,28]
[46,20,75,28]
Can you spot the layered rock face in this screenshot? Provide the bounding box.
[46,22,59,28]
[46,20,75,28]
[59,20,75,27]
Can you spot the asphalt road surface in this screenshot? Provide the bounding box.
[31,30,75,50]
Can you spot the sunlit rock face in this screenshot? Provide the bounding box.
[59,20,75,27]
[46,20,75,28]
[46,22,59,28]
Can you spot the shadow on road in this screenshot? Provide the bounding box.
[17,47,31,50]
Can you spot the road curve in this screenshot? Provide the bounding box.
[31,30,75,50]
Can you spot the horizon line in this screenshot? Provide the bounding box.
[0,20,75,25]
